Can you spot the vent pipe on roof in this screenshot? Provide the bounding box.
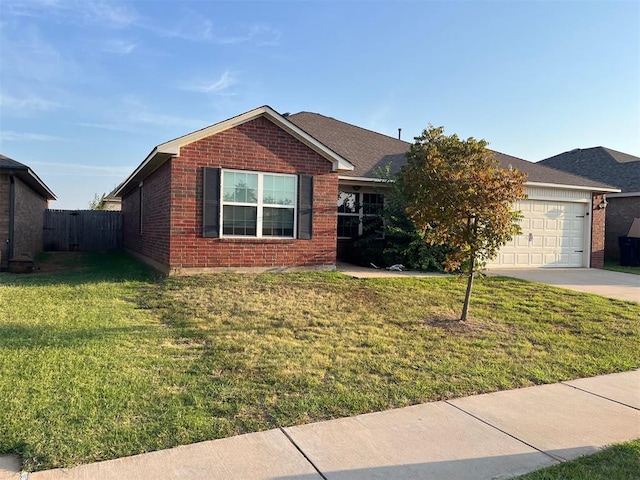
[398,128,402,140]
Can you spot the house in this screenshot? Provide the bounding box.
[0,154,57,269]
[115,106,617,274]
[539,147,639,259]
[99,187,122,211]
[288,112,618,269]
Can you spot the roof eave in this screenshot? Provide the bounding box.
[607,191,640,198]
[156,105,353,172]
[113,147,171,197]
[26,168,57,200]
[524,181,620,193]
[338,176,391,183]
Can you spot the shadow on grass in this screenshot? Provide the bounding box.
[0,323,159,350]
[0,250,160,287]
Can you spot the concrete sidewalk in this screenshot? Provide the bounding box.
[485,268,639,303]
[6,370,639,480]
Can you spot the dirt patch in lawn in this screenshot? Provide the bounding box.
[35,252,92,274]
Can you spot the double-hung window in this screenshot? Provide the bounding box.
[221,170,297,238]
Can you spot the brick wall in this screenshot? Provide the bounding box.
[13,175,48,258]
[590,193,606,268]
[0,174,9,268]
[604,196,640,259]
[167,116,338,272]
[0,173,48,268]
[122,160,172,268]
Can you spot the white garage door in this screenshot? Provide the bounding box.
[487,200,587,268]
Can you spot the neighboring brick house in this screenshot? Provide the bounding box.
[0,154,56,269]
[116,106,616,274]
[539,147,639,260]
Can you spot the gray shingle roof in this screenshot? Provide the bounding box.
[538,147,639,193]
[0,153,57,200]
[0,154,29,170]
[287,112,615,190]
[287,112,409,178]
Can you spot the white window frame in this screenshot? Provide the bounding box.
[220,169,298,239]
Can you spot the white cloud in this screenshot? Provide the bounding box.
[182,70,237,94]
[0,23,83,84]
[3,0,139,29]
[0,93,61,114]
[28,160,132,176]
[217,24,281,47]
[78,122,135,133]
[101,38,137,55]
[147,11,281,46]
[0,131,66,142]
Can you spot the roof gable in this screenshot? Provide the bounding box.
[115,106,354,196]
[538,147,640,192]
[0,154,57,200]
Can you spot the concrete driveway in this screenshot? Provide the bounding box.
[485,268,639,303]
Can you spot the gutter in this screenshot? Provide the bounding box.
[8,174,15,260]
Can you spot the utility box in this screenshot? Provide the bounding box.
[619,218,640,267]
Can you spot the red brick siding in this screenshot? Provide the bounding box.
[13,175,48,258]
[168,116,338,270]
[605,196,640,259]
[590,193,606,268]
[0,173,48,268]
[122,160,172,267]
[0,174,9,268]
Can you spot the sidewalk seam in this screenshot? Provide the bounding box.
[444,401,565,463]
[560,382,640,411]
[279,427,328,480]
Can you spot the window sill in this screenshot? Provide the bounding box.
[216,237,297,243]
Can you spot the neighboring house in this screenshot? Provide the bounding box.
[0,154,57,269]
[115,106,617,274]
[539,147,639,259]
[100,188,122,211]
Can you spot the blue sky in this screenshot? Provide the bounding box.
[1,0,638,209]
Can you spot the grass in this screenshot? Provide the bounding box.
[1,251,639,472]
[515,439,640,479]
[603,259,640,275]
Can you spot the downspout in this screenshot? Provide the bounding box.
[8,174,15,260]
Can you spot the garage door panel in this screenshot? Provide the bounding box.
[487,199,587,268]
[531,218,544,229]
[570,237,583,248]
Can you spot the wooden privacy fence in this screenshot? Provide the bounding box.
[44,210,123,251]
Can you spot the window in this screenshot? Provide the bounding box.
[337,190,384,239]
[221,170,296,238]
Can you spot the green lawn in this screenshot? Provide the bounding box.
[515,439,640,479]
[1,251,639,472]
[604,260,640,275]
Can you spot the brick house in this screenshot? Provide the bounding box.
[539,147,639,260]
[115,106,616,274]
[0,154,57,269]
[115,106,353,274]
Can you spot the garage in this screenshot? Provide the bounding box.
[487,199,588,268]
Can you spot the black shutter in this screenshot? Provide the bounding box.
[298,175,313,240]
[203,167,221,238]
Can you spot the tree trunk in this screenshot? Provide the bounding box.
[461,256,475,321]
